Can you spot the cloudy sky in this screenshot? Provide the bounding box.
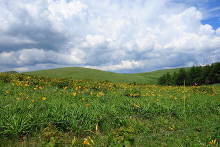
[0,0,220,73]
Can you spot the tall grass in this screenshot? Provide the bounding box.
[0,73,220,146]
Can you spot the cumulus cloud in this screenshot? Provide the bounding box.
[0,0,220,72]
[86,60,144,72]
[0,48,85,69]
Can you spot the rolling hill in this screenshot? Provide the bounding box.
[24,67,186,84]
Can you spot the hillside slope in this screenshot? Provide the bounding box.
[24,67,185,84]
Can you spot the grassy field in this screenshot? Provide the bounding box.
[24,67,187,84]
[0,72,220,146]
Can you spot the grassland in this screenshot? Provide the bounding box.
[24,67,186,84]
[0,72,220,146]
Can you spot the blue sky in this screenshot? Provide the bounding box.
[0,0,220,73]
[187,0,220,29]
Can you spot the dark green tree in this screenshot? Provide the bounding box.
[213,62,220,83]
[202,65,211,84]
[158,74,167,85]
[176,68,187,86]
[158,62,220,86]
[172,72,178,85]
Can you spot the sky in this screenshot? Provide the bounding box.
[0,0,220,73]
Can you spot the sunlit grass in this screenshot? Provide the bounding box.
[0,73,220,146]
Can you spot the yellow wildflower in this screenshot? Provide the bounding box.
[83,136,94,145]
[16,98,21,101]
[41,97,47,101]
[168,125,175,131]
[5,90,10,94]
[72,92,77,96]
[72,136,76,145]
[83,138,90,145]
[97,92,105,97]
[209,139,217,145]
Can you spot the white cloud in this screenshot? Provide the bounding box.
[0,36,36,48]
[89,60,144,71]
[48,0,87,19]
[216,28,220,36]
[0,48,85,66]
[0,0,220,72]
[84,35,106,47]
[13,67,29,72]
[46,0,87,32]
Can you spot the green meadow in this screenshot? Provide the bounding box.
[0,68,220,146]
[24,67,185,84]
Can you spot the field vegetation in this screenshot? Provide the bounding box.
[0,72,220,146]
[24,67,185,84]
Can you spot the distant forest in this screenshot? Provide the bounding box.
[158,62,220,86]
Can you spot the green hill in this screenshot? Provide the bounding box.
[24,67,187,84]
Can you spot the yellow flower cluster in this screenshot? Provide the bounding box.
[72,92,77,96]
[208,139,217,145]
[5,90,11,94]
[83,136,94,146]
[41,97,47,101]
[96,92,105,97]
[34,85,43,90]
[128,93,140,97]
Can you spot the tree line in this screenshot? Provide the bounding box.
[158,62,220,86]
